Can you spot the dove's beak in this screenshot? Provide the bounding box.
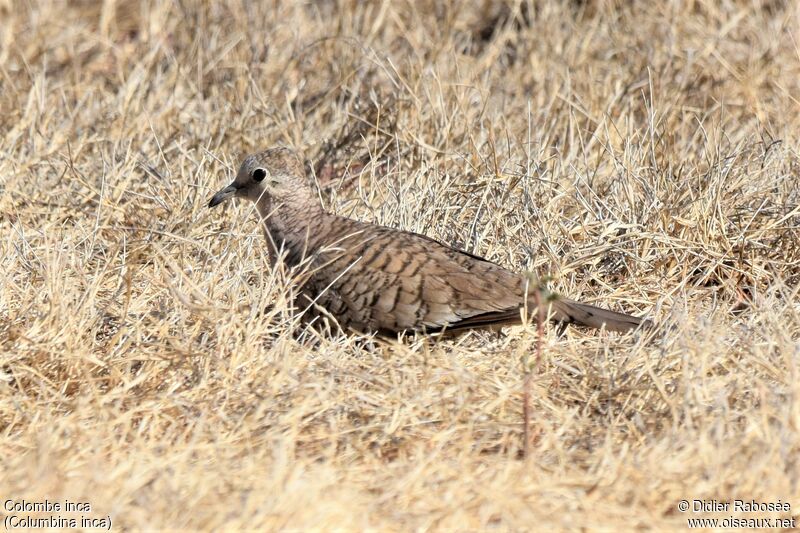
[208,183,241,208]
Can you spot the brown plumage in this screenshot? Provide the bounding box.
[208,148,648,335]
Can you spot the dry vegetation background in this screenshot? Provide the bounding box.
[2,0,800,530]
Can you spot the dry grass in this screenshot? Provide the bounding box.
[2,0,800,530]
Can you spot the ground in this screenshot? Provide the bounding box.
[1,0,799,530]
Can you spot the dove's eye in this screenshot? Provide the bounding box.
[253,168,267,182]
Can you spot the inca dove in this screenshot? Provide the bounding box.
[208,148,647,334]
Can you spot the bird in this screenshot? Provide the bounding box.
[208,147,648,336]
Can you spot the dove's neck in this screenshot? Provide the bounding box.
[255,191,329,267]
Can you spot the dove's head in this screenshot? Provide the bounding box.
[208,147,311,208]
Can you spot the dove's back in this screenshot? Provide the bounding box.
[294,215,644,334]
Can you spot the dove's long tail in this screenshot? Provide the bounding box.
[550,298,648,332]
[428,297,649,334]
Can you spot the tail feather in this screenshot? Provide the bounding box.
[429,297,649,334]
[551,298,647,332]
